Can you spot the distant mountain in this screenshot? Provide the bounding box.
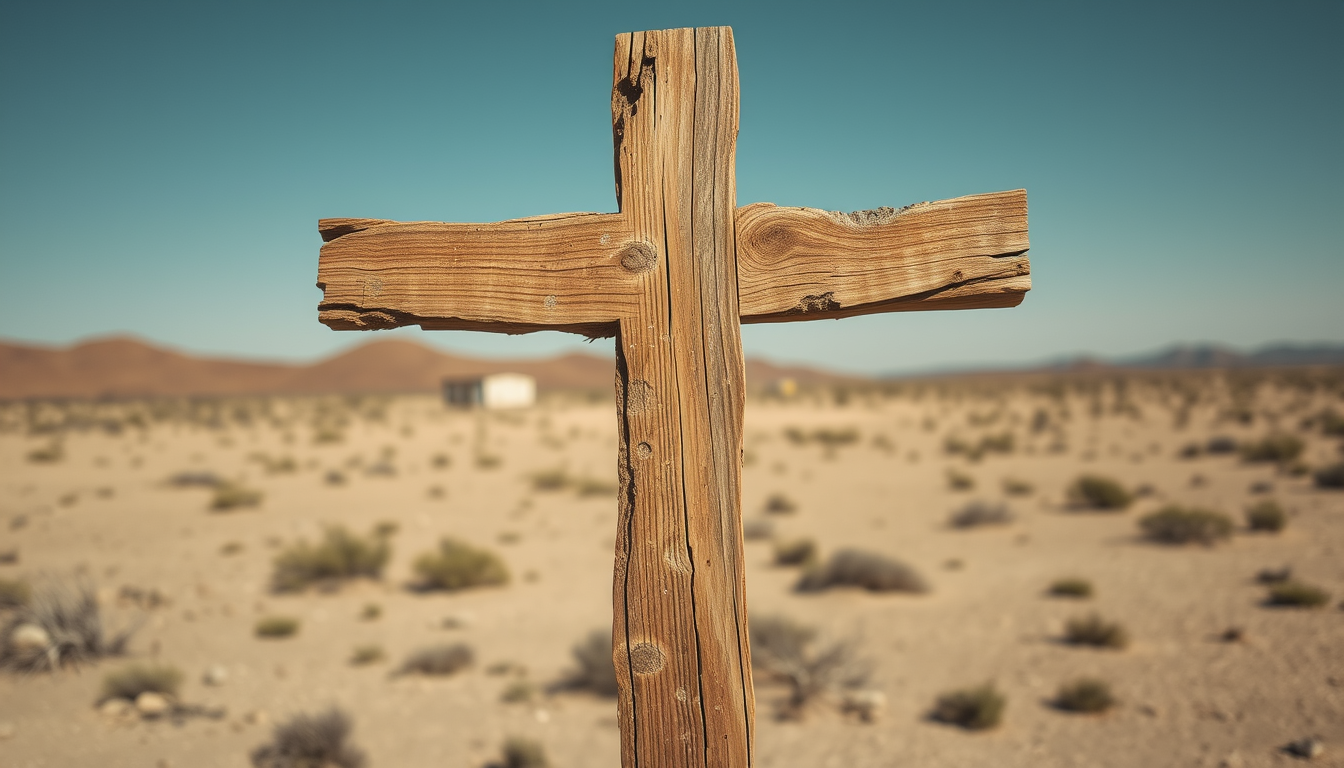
[1118,343,1344,369]
[0,336,859,400]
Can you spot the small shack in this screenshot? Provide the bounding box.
[442,373,536,409]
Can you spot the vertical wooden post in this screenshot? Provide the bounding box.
[610,27,753,768]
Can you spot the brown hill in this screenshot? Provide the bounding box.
[0,336,860,400]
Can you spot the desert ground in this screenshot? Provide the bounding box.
[1,370,1342,768]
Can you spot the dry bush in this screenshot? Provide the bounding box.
[931,683,1005,730]
[946,469,975,491]
[397,643,473,676]
[575,477,617,497]
[1320,408,1344,437]
[1054,678,1115,713]
[1139,506,1233,545]
[742,518,775,541]
[773,538,818,566]
[210,481,263,511]
[349,644,385,666]
[1314,462,1344,489]
[498,737,549,768]
[528,468,570,492]
[1067,475,1132,511]
[797,549,928,594]
[1,581,135,672]
[764,493,798,515]
[564,629,618,696]
[167,470,223,488]
[1205,436,1239,455]
[359,603,381,621]
[1265,581,1331,608]
[251,708,366,768]
[270,526,391,593]
[100,662,183,702]
[26,442,64,464]
[1002,477,1035,496]
[749,614,869,717]
[949,501,1013,529]
[255,616,300,638]
[1048,578,1094,599]
[0,578,30,610]
[412,538,509,591]
[1245,500,1287,533]
[1064,614,1129,649]
[1240,433,1304,463]
[500,679,535,703]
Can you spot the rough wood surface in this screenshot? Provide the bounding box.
[609,27,752,768]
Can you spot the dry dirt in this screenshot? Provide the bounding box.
[1,374,1342,767]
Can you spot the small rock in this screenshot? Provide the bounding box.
[0,721,14,739]
[135,692,170,718]
[100,699,133,718]
[9,623,51,654]
[841,689,888,722]
[1284,737,1324,759]
[202,664,228,686]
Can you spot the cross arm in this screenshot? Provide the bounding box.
[735,189,1029,323]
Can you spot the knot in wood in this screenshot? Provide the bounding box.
[634,441,653,459]
[629,642,666,675]
[789,292,840,315]
[619,241,658,274]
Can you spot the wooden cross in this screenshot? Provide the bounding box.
[315,26,1028,768]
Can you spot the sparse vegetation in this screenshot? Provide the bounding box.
[1265,581,1331,608]
[499,737,549,768]
[1139,506,1233,545]
[764,493,797,515]
[750,614,869,717]
[270,525,391,592]
[397,643,473,675]
[949,500,1013,529]
[773,538,818,566]
[1048,578,1094,599]
[210,481,263,511]
[1067,475,1132,511]
[946,469,975,491]
[100,662,183,702]
[565,629,617,696]
[1002,477,1035,496]
[742,518,775,541]
[1064,614,1129,649]
[1314,462,1344,489]
[359,603,381,621]
[349,644,385,665]
[412,538,509,591]
[1054,678,1116,713]
[797,549,928,593]
[500,679,535,703]
[1245,500,1287,532]
[1,581,134,672]
[25,441,64,464]
[931,682,1005,730]
[0,578,30,609]
[1240,433,1304,463]
[255,616,300,638]
[250,707,366,768]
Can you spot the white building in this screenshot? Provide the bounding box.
[442,373,536,409]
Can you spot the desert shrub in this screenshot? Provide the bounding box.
[1048,578,1093,599]
[979,432,1015,455]
[1205,436,1239,455]
[750,614,868,715]
[1,581,134,672]
[100,662,183,702]
[349,644,385,665]
[1002,477,1035,496]
[575,477,616,497]
[742,518,775,541]
[220,541,244,556]
[255,616,300,638]
[500,679,535,703]
[931,683,1005,730]
[1256,566,1292,584]
[1241,433,1304,463]
[1245,500,1286,532]
[0,578,30,609]
[1177,443,1202,459]
[1067,475,1132,511]
[250,708,366,768]
[1139,506,1233,545]
[167,471,222,488]
[1064,614,1129,649]
[764,493,797,515]
[796,549,928,593]
[500,737,549,768]
[946,469,975,491]
[398,643,473,675]
[565,629,617,696]
[773,538,817,566]
[1314,462,1344,489]
[270,526,391,592]
[1320,408,1344,437]
[359,603,381,621]
[412,538,509,591]
[529,468,570,492]
[1054,678,1115,713]
[949,501,1012,529]
[211,481,263,511]
[1265,581,1331,608]
[26,442,64,464]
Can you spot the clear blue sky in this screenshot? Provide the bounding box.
[1,1,1340,374]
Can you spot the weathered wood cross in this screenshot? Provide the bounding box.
[315,26,1028,768]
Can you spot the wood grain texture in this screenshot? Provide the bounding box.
[735,190,1029,323]
[610,27,752,768]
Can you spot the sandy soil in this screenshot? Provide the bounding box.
[0,374,1342,768]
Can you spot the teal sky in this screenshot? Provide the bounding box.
[1,1,1340,374]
